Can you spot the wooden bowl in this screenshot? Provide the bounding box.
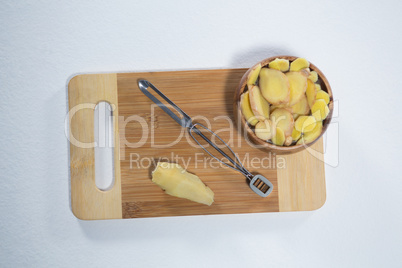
[234,56,334,154]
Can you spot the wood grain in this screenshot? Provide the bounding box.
[68,74,122,220]
[117,70,279,218]
[68,69,326,220]
[277,139,326,211]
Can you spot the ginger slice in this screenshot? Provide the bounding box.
[300,68,310,78]
[291,128,301,141]
[290,58,310,71]
[315,84,322,92]
[286,71,308,106]
[270,105,279,112]
[272,127,285,146]
[289,94,310,115]
[270,108,294,136]
[255,120,274,141]
[271,104,288,110]
[268,58,290,72]
[247,63,262,86]
[308,71,318,82]
[259,68,290,105]
[295,116,317,133]
[152,162,214,206]
[316,90,330,105]
[249,85,270,121]
[311,99,330,121]
[297,121,323,145]
[284,136,293,146]
[306,79,317,109]
[240,91,258,126]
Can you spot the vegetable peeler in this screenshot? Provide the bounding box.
[138,80,273,197]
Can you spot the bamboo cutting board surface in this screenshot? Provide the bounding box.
[68,69,326,220]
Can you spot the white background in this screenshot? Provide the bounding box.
[1,0,402,267]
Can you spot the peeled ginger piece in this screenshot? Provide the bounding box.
[306,79,317,109]
[290,58,310,71]
[308,71,318,82]
[255,120,274,140]
[295,116,317,133]
[270,104,288,112]
[272,127,285,146]
[311,99,330,121]
[291,128,301,141]
[268,58,290,72]
[259,68,290,105]
[284,136,293,146]
[249,85,270,121]
[290,94,310,115]
[297,122,323,145]
[286,71,308,106]
[240,91,258,126]
[152,162,214,206]
[316,90,330,105]
[270,108,294,136]
[247,63,262,85]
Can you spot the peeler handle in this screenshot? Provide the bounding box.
[189,123,250,177]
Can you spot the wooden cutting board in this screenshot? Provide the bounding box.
[68,69,326,220]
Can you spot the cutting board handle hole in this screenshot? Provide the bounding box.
[94,101,115,191]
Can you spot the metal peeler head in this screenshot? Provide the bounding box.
[138,80,150,91]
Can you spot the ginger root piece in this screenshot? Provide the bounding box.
[293,113,300,120]
[295,116,317,133]
[271,104,288,111]
[270,105,279,112]
[259,68,290,105]
[286,71,308,106]
[255,120,274,141]
[240,91,259,126]
[316,90,330,105]
[270,108,294,136]
[315,84,322,92]
[249,85,270,121]
[247,63,262,85]
[152,162,214,206]
[289,94,310,115]
[311,99,330,121]
[268,58,290,72]
[300,68,310,78]
[297,122,323,145]
[290,58,310,71]
[291,128,301,141]
[284,136,293,146]
[308,71,318,82]
[272,127,285,146]
[306,79,317,109]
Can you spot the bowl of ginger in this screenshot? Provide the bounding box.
[234,56,333,154]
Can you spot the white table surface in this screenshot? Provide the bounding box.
[1,0,401,267]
